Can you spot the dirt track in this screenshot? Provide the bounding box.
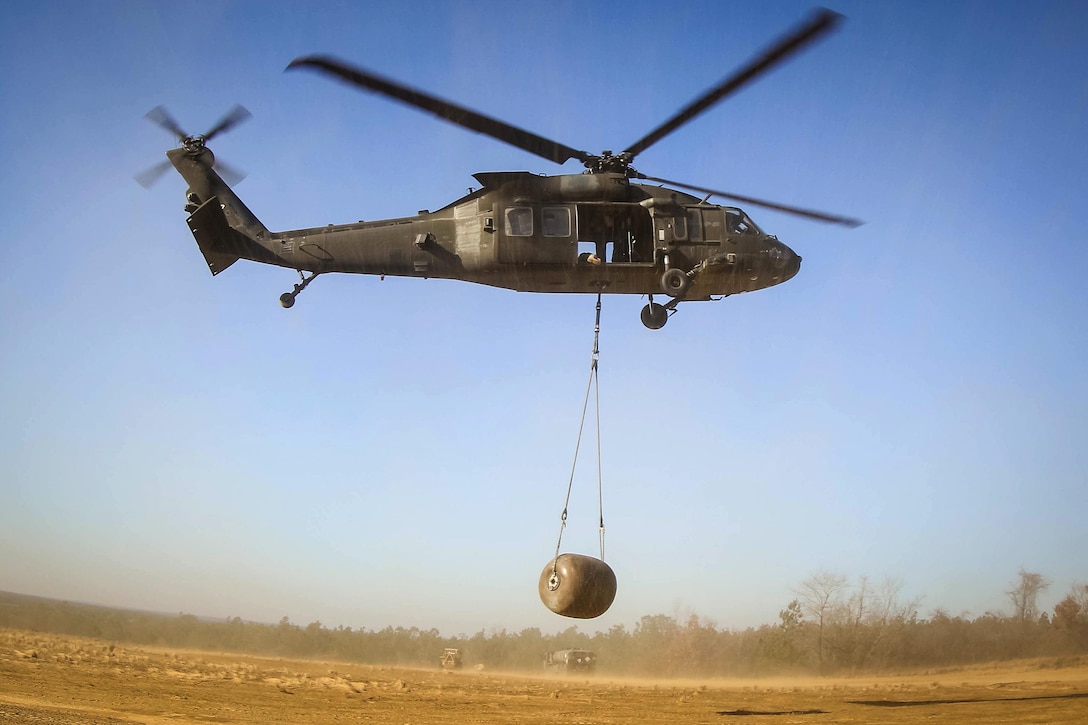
[2,628,1087,723]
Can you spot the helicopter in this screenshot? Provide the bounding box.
[139,8,859,330]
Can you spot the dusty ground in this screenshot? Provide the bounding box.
[2,628,1086,723]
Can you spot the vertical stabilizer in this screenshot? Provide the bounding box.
[167,147,270,242]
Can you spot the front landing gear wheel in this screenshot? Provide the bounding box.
[641,302,668,330]
[279,292,296,309]
[661,268,691,298]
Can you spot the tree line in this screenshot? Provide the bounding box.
[2,570,1086,677]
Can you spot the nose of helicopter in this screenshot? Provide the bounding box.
[769,240,802,283]
[784,247,802,281]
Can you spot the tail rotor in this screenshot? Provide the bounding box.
[136,105,251,188]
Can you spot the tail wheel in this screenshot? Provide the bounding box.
[661,268,691,298]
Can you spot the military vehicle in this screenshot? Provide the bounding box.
[543,649,597,673]
[440,648,463,670]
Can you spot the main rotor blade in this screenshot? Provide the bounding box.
[623,8,843,159]
[287,55,594,166]
[144,106,188,141]
[135,158,173,188]
[203,104,251,142]
[635,173,862,227]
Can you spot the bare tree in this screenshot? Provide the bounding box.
[834,575,872,670]
[1007,569,1051,626]
[864,577,921,668]
[824,575,922,670]
[796,570,848,673]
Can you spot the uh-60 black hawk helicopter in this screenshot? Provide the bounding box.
[140,8,860,329]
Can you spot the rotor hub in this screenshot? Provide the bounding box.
[182,135,207,153]
[584,151,635,176]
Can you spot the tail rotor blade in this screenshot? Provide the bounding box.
[214,159,247,186]
[203,104,251,142]
[145,106,188,141]
[135,159,174,188]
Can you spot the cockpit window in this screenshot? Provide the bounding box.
[726,209,759,235]
[542,206,571,237]
[505,207,533,237]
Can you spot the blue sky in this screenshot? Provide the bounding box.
[2,0,1086,636]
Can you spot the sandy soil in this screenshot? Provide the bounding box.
[2,628,1086,724]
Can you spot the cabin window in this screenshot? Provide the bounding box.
[686,209,703,242]
[506,207,533,237]
[578,240,604,264]
[671,214,688,241]
[542,206,571,237]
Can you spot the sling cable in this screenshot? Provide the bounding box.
[538,292,617,619]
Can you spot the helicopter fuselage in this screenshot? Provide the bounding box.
[173,145,800,307]
[274,172,799,299]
